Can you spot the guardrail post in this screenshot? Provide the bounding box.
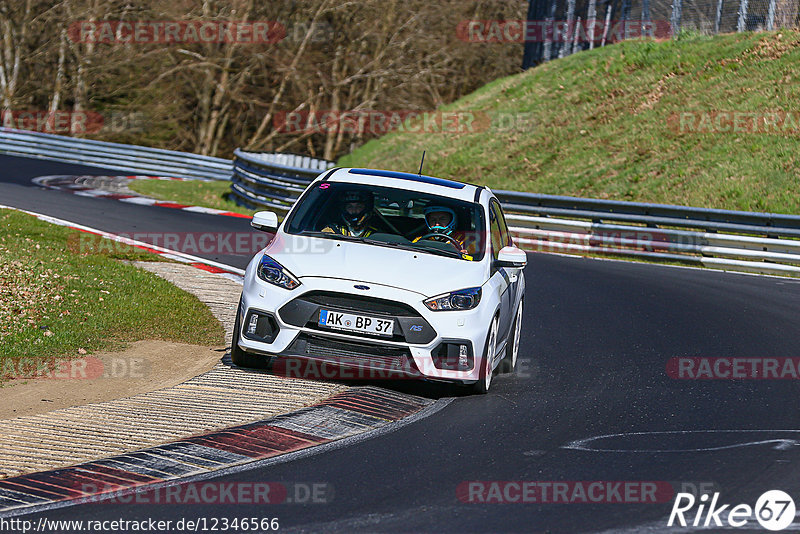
[737,0,749,31]
[767,0,777,30]
[560,0,577,58]
[671,0,683,35]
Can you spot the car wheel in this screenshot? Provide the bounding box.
[499,299,523,374]
[231,296,270,369]
[471,316,498,394]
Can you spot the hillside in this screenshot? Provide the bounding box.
[339,31,800,214]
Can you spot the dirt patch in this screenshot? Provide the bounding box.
[748,32,800,60]
[0,340,224,419]
[635,73,676,114]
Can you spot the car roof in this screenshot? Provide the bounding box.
[325,167,485,204]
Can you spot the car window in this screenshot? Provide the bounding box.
[489,203,503,261]
[494,201,511,247]
[284,181,486,261]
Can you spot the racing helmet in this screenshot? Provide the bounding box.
[340,190,373,234]
[424,205,457,236]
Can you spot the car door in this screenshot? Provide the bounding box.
[489,200,514,349]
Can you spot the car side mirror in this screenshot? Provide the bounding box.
[495,246,527,268]
[251,211,279,232]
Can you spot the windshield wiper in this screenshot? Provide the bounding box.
[410,245,463,259]
[299,231,362,242]
[362,238,408,248]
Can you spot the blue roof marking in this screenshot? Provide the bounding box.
[347,168,466,189]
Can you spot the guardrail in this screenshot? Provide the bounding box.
[4,131,796,278]
[0,128,231,180]
[230,151,800,276]
[494,190,800,276]
[229,149,335,211]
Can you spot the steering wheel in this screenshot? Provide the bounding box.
[416,233,463,252]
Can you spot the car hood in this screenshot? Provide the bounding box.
[264,233,487,298]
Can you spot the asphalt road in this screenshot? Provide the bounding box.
[4,154,800,533]
[0,154,255,268]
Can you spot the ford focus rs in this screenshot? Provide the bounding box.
[232,167,526,393]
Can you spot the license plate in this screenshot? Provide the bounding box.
[318,309,394,337]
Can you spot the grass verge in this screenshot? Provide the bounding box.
[129,179,255,216]
[0,208,225,378]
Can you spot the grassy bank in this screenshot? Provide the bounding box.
[0,209,224,374]
[340,31,800,214]
[124,32,800,215]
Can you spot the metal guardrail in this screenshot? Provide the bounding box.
[230,152,800,276]
[4,130,795,277]
[0,128,232,180]
[229,149,335,211]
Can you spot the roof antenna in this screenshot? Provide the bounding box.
[417,150,426,176]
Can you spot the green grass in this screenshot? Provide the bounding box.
[0,209,224,377]
[339,31,800,215]
[129,179,256,216]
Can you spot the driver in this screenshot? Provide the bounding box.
[322,190,381,237]
[412,205,475,257]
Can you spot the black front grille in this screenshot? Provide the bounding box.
[298,291,420,317]
[287,333,418,375]
[279,291,437,344]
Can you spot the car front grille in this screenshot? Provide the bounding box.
[287,333,418,375]
[279,290,436,344]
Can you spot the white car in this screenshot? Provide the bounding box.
[232,167,526,393]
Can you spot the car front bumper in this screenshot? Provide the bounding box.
[237,275,493,383]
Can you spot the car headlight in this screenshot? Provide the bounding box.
[424,287,481,311]
[257,255,300,290]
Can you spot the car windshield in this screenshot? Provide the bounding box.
[285,181,486,261]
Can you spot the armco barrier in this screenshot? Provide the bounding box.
[3,128,797,277]
[0,128,231,180]
[229,150,800,276]
[229,149,335,211]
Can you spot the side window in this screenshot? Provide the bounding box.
[489,200,509,260]
[496,204,511,247]
[489,203,502,261]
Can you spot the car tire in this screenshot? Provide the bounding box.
[230,296,270,369]
[499,299,523,374]
[471,316,499,394]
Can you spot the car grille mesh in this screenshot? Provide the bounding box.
[292,334,415,372]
